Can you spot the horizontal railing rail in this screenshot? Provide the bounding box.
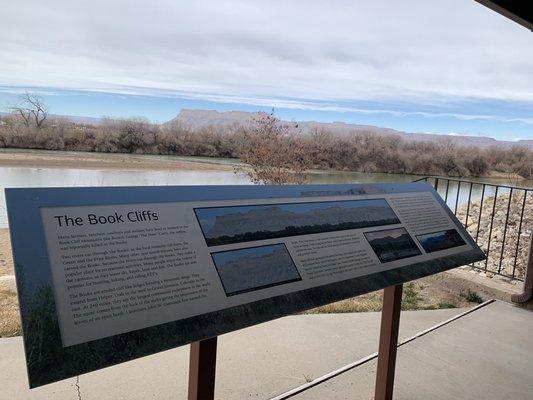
[414,176,532,282]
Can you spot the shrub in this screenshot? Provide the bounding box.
[0,113,532,180]
[236,113,312,184]
[460,289,483,304]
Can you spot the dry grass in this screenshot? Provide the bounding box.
[0,290,20,337]
[307,291,384,314]
[306,278,482,314]
[0,228,20,337]
[0,229,13,277]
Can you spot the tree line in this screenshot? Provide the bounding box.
[0,101,531,180]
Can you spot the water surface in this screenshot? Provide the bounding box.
[1,161,531,228]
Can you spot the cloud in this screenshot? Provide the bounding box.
[3,84,533,126]
[1,0,532,110]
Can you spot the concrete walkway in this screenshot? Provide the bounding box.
[291,301,533,400]
[1,302,531,399]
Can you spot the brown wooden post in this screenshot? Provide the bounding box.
[188,337,218,400]
[374,284,403,400]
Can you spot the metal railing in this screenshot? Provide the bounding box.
[414,176,532,282]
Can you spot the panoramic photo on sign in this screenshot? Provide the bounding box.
[6,183,485,387]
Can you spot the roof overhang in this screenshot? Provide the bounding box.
[475,0,533,31]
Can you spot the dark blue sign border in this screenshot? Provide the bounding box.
[6,183,485,388]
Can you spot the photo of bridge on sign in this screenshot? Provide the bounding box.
[6,182,485,398]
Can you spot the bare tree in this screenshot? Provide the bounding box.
[10,92,48,128]
[236,112,312,184]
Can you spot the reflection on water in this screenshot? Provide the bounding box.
[1,165,531,228]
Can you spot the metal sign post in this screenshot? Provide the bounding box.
[188,337,218,400]
[375,284,403,400]
[185,284,405,400]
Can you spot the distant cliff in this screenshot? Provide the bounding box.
[217,248,300,294]
[167,109,533,150]
[206,204,398,239]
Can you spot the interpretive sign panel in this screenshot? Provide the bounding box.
[6,183,485,387]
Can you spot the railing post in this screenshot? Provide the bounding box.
[188,337,218,400]
[375,284,403,400]
[512,229,533,303]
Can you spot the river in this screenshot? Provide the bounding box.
[1,152,531,228]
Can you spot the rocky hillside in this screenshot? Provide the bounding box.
[457,192,532,279]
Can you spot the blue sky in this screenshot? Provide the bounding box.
[0,87,532,140]
[1,1,532,141]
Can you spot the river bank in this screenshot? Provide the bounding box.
[0,148,237,171]
[0,149,531,187]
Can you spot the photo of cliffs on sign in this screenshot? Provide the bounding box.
[364,227,422,263]
[195,199,400,246]
[416,229,467,253]
[211,244,301,295]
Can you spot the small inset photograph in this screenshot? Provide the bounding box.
[364,227,422,263]
[211,243,301,296]
[416,229,467,253]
